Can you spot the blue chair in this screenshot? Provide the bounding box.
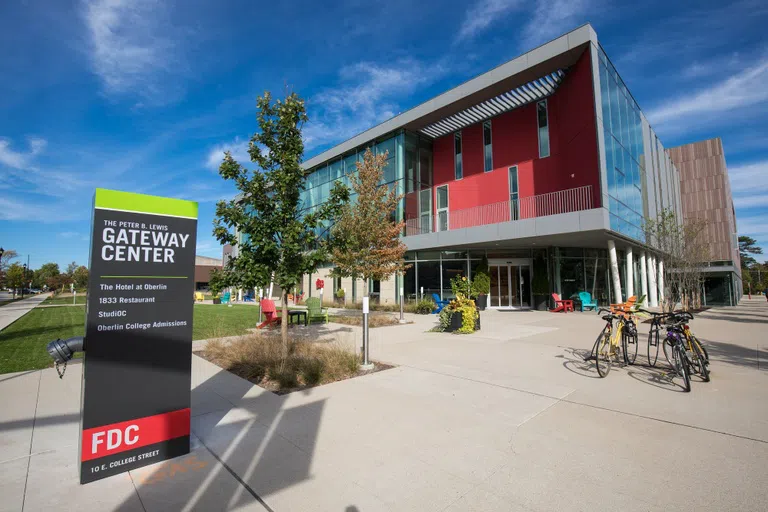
[578,291,598,312]
[431,293,450,314]
[243,292,255,302]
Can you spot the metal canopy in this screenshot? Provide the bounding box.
[419,69,567,139]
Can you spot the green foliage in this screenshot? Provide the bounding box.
[450,274,472,298]
[739,235,763,268]
[212,91,348,355]
[208,268,229,297]
[435,293,478,334]
[471,272,490,298]
[334,288,345,298]
[73,266,89,289]
[415,297,435,315]
[5,263,25,294]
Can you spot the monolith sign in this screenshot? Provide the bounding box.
[80,189,197,484]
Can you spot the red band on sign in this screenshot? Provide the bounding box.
[82,408,190,461]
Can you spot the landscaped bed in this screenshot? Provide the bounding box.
[329,313,407,328]
[198,334,392,394]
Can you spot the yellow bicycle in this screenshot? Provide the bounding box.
[590,308,631,377]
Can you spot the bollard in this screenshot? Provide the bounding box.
[399,286,405,324]
[361,297,374,370]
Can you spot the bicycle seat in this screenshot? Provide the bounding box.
[602,314,614,321]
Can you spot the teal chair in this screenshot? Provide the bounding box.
[221,291,231,304]
[305,297,328,324]
[578,291,598,312]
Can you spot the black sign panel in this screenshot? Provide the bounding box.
[80,189,197,484]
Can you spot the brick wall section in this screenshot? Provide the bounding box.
[667,138,739,265]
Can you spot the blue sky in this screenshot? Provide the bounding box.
[1,0,767,269]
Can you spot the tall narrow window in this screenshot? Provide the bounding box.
[537,100,550,158]
[483,121,493,172]
[436,185,449,232]
[419,188,432,234]
[454,133,463,180]
[509,166,519,220]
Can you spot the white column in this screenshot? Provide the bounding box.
[625,246,634,299]
[639,251,648,305]
[608,240,623,304]
[648,256,658,307]
[658,260,665,305]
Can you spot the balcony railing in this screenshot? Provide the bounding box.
[404,185,593,236]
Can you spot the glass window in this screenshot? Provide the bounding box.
[316,165,329,185]
[442,260,467,300]
[375,137,395,158]
[436,185,449,231]
[537,100,550,158]
[328,159,342,181]
[416,261,440,298]
[419,188,432,235]
[405,135,418,193]
[483,121,493,172]
[454,133,463,180]
[509,165,519,221]
[343,152,357,176]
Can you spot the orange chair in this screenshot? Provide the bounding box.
[257,299,281,329]
[610,295,637,316]
[550,293,574,313]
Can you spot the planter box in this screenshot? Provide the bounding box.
[213,298,221,305]
[476,294,488,311]
[445,310,481,333]
[533,294,548,311]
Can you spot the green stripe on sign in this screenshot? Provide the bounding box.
[94,188,198,219]
[101,276,189,279]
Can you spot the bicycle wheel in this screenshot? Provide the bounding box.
[692,335,709,365]
[674,345,691,392]
[662,336,675,368]
[647,327,659,367]
[691,339,710,382]
[622,326,638,365]
[595,329,612,378]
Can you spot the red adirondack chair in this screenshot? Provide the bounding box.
[257,299,281,329]
[550,293,574,313]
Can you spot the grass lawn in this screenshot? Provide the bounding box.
[0,304,272,374]
[42,294,87,305]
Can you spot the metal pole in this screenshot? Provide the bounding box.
[399,284,405,324]
[361,296,374,370]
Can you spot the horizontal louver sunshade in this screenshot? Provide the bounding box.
[419,69,567,138]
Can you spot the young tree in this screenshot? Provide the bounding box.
[66,261,78,276]
[213,91,348,360]
[5,263,25,298]
[36,262,60,290]
[645,209,710,311]
[73,266,89,289]
[0,249,18,288]
[329,148,408,299]
[738,235,763,268]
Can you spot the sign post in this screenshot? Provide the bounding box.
[79,189,197,484]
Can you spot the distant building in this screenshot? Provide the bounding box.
[195,255,222,291]
[668,138,741,305]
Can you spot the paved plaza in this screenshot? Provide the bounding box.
[1,298,767,511]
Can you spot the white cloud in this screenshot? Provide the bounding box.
[206,138,251,170]
[456,0,523,42]
[58,231,90,241]
[521,0,592,48]
[304,59,447,150]
[647,58,768,126]
[729,160,768,195]
[82,0,183,103]
[0,137,47,169]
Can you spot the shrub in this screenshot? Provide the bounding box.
[434,293,478,334]
[471,272,490,299]
[415,298,435,314]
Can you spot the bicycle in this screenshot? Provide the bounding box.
[585,309,630,377]
[662,313,694,392]
[661,312,710,383]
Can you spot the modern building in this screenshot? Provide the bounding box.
[194,255,222,291]
[299,24,686,308]
[667,138,742,305]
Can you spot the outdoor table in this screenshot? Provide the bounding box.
[287,310,308,327]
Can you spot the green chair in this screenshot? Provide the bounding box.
[631,295,646,312]
[305,297,328,325]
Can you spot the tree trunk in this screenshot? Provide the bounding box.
[280,289,289,365]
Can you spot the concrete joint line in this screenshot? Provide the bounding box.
[21,371,42,512]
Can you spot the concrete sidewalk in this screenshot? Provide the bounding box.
[1,298,767,511]
[0,293,50,332]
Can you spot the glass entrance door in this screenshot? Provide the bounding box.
[489,264,531,308]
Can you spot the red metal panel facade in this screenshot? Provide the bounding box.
[431,50,600,219]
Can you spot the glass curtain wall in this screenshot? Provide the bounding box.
[404,251,482,301]
[554,248,611,306]
[404,132,434,235]
[301,131,412,235]
[597,46,645,243]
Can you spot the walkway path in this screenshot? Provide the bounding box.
[0,293,50,331]
[1,298,766,511]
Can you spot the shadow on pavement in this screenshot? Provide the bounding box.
[699,338,767,370]
[111,358,325,512]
